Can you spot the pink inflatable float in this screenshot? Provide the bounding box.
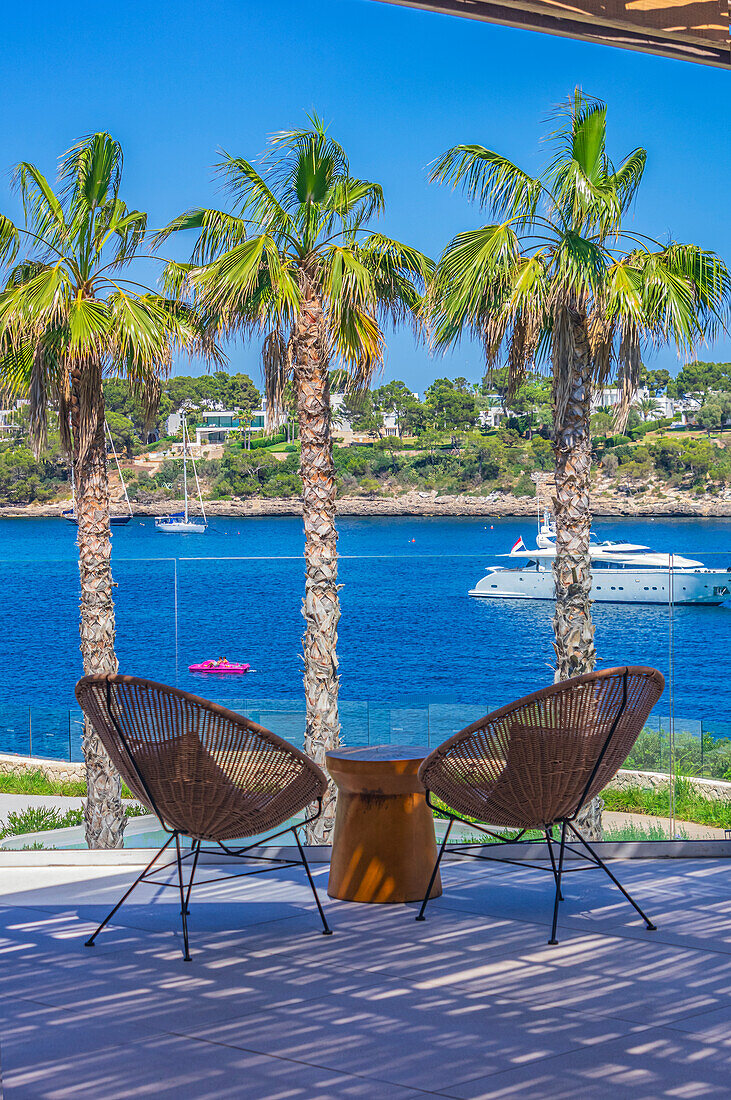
[188,659,250,674]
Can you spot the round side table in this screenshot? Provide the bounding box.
[325,745,442,904]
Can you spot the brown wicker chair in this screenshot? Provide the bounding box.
[416,666,665,944]
[76,674,332,959]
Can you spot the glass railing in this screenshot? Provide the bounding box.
[0,521,728,847]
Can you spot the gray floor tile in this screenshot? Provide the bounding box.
[3,1032,437,1099]
[171,983,643,1093]
[441,1025,731,1099]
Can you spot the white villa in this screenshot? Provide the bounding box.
[166,404,268,446]
[330,392,401,442]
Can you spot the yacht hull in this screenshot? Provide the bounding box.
[155,521,207,533]
[470,568,731,605]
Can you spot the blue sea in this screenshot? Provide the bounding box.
[0,514,729,758]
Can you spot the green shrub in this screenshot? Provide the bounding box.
[0,769,138,799]
[603,780,731,830]
[513,473,535,497]
[249,432,286,450]
[0,801,148,839]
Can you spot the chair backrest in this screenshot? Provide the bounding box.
[75,674,327,841]
[419,666,664,829]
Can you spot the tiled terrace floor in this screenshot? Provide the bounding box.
[0,856,729,1098]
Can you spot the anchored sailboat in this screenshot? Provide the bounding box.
[155,413,207,533]
[63,421,133,526]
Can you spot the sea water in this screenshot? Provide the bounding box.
[0,514,729,757]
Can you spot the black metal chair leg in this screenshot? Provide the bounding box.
[182,840,201,916]
[175,833,192,960]
[567,821,657,931]
[292,826,332,935]
[548,821,567,945]
[545,826,564,902]
[416,817,453,921]
[85,834,175,948]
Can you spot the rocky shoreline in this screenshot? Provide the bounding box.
[3,487,731,519]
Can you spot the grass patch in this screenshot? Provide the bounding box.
[0,769,135,799]
[603,777,731,831]
[603,822,691,842]
[0,802,149,839]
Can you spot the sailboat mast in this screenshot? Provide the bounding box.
[105,420,133,517]
[182,414,189,524]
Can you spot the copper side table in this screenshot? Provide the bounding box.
[325,745,442,904]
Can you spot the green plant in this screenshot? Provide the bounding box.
[603,781,731,830]
[0,769,86,797]
[603,822,691,842]
[0,800,148,840]
[0,769,138,800]
[0,805,83,837]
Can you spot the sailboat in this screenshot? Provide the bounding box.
[155,413,207,533]
[63,422,133,526]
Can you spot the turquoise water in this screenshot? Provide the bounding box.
[0,514,729,757]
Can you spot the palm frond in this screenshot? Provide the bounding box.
[154,207,248,264]
[553,231,607,298]
[0,215,20,266]
[262,329,291,427]
[431,145,543,221]
[94,201,147,263]
[59,132,123,211]
[12,164,65,243]
[325,178,385,232]
[268,113,348,200]
[608,148,646,213]
[68,296,110,355]
[215,156,295,239]
[430,223,522,349]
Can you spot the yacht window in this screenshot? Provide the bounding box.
[491,584,497,589]
[643,587,649,591]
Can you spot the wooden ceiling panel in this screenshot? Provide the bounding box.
[377,0,731,67]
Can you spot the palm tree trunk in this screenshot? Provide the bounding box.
[293,283,340,845]
[552,307,601,841]
[71,364,126,849]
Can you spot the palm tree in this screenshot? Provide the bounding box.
[0,134,213,848]
[430,90,730,689]
[158,118,431,841]
[635,395,662,422]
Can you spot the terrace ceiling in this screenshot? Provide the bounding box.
[377,0,731,67]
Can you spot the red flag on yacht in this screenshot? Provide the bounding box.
[510,536,526,553]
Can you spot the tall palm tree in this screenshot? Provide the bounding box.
[158,118,431,841]
[0,133,213,848]
[430,91,730,693]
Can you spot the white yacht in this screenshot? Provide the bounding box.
[155,414,207,534]
[470,515,730,605]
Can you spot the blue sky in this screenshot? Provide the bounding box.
[2,0,730,393]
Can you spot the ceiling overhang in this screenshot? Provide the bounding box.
[376,0,731,68]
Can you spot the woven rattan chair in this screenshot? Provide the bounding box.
[416,666,665,944]
[76,674,332,959]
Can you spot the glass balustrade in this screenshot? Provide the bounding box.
[0,540,728,848]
